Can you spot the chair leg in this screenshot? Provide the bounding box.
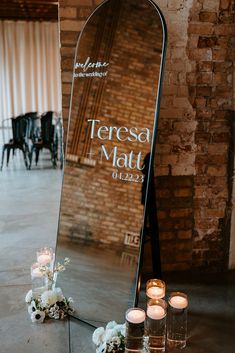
[35,148,40,165]
[25,143,30,169]
[22,147,29,170]
[50,144,57,168]
[49,147,56,168]
[6,147,11,166]
[1,145,7,170]
[29,146,35,170]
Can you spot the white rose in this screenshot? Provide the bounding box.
[120,323,126,337]
[41,290,57,307]
[110,326,119,337]
[54,287,64,302]
[92,327,105,346]
[114,323,126,337]
[104,328,113,342]
[106,321,117,330]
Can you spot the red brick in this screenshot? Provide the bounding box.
[198,36,218,48]
[214,24,235,35]
[212,132,230,143]
[160,232,175,240]
[177,230,193,239]
[170,208,193,218]
[174,188,193,197]
[199,12,218,23]
[197,61,213,72]
[207,166,227,176]
[188,23,214,35]
[220,0,231,10]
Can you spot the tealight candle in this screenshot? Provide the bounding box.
[125,308,145,353]
[147,286,164,299]
[126,308,146,324]
[167,292,188,349]
[146,279,166,299]
[31,262,46,298]
[169,295,188,309]
[31,262,43,278]
[36,247,53,266]
[31,267,43,278]
[145,299,167,353]
[147,304,166,320]
[37,254,51,265]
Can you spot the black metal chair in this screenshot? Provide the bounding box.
[0,115,30,170]
[24,112,39,142]
[29,111,57,169]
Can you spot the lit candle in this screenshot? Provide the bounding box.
[31,267,43,278]
[36,247,53,265]
[167,293,188,349]
[125,308,145,351]
[147,304,166,320]
[169,295,188,309]
[146,279,166,299]
[37,254,51,265]
[126,309,146,324]
[31,263,43,279]
[147,286,165,299]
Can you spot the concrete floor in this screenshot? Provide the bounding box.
[0,150,68,353]
[0,146,235,353]
[69,271,235,353]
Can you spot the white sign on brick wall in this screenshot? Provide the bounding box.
[124,232,140,248]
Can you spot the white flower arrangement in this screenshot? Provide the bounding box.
[92,321,126,353]
[39,257,70,290]
[25,287,74,323]
[26,256,74,323]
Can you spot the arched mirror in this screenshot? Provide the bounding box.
[56,0,167,327]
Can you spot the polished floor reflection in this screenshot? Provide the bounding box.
[56,241,137,326]
[69,271,235,353]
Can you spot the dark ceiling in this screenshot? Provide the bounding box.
[0,0,59,21]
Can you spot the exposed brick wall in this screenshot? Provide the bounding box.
[59,0,235,272]
[187,0,234,270]
[156,176,194,271]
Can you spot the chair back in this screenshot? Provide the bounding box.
[24,112,38,140]
[11,115,28,144]
[41,111,54,144]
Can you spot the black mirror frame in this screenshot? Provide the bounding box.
[57,0,167,322]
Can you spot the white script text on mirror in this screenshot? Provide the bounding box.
[87,119,151,143]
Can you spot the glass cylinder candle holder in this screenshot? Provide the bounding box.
[125,308,146,353]
[145,299,167,353]
[167,292,188,350]
[146,279,166,300]
[31,262,46,298]
[36,247,54,268]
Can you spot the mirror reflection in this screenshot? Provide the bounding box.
[56,0,165,326]
[0,16,62,170]
[0,2,64,351]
